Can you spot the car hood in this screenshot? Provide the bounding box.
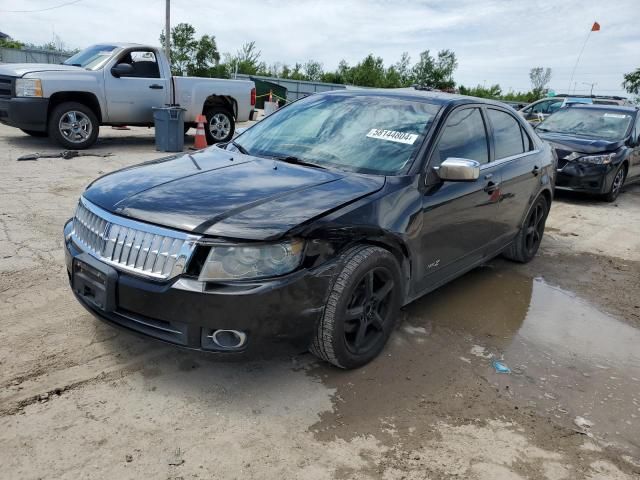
[83,147,385,240]
[0,63,84,77]
[537,132,624,154]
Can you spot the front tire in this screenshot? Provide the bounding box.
[48,101,99,150]
[503,195,549,263]
[204,107,234,145]
[602,164,626,202]
[310,246,402,369]
[20,129,48,137]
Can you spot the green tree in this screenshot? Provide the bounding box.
[303,60,324,81]
[0,38,23,49]
[458,84,502,99]
[350,54,386,87]
[529,67,552,97]
[224,41,265,76]
[188,34,220,76]
[412,49,457,90]
[622,68,640,95]
[160,23,198,75]
[395,52,413,86]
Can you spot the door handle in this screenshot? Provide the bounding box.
[531,166,540,176]
[149,84,164,89]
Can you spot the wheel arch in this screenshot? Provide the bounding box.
[48,92,102,123]
[203,95,237,119]
[333,234,412,304]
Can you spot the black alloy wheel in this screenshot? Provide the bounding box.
[343,267,395,355]
[310,245,402,369]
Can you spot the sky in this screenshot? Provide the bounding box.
[1,0,638,97]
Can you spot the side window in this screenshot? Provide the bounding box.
[487,109,525,159]
[434,108,489,165]
[531,101,549,114]
[117,50,160,78]
[548,101,563,113]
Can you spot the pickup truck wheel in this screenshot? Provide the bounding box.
[49,102,99,150]
[310,246,402,369]
[204,108,234,144]
[20,129,48,138]
[503,195,549,263]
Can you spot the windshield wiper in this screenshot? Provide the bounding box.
[230,141,251,156]
[272,155,328,170]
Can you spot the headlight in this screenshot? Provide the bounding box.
[198,239,304,281]
[15,78,43,97]
[573,153,615,165]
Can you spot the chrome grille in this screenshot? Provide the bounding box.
[72,198,200,280]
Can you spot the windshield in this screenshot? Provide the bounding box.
[537,108,633,141]
[63,44,118,70]
[232,93,441,175]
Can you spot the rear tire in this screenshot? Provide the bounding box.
[503,195,549,263]
[48,101,99,150]
[204,107,234,145]
[602,164,626,202]
[310,246,402,369]
[20,129,48,137]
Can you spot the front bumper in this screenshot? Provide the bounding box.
[64,220,336,356]
[555,161,616,194]
[0,97,49,132]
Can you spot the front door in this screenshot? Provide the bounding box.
[414,106,502,295]
[103,49,169,124]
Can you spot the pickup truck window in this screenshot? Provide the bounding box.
[63,44,118,70]
[117,51,161,78]
[234,94,440,175]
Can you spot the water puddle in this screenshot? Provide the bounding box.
[405,265,640,452]
[313,263,640,455]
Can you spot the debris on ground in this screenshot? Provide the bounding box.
[574,416,595,436]
[17,150,113,161]
[492,360,511,374]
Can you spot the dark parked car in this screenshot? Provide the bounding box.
[536,104,640,201]
[64,90,555,369]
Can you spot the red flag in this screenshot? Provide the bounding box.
[591,21,600,32]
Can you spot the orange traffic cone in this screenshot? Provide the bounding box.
[194,114,208,149]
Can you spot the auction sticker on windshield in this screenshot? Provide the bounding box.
[367,129,419,145]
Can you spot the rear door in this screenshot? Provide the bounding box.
[104,49,170,124]
[485,107,541,244]
[415,106,502,294]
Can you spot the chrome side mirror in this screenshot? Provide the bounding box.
[436,158,480,182]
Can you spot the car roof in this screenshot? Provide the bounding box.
[570,104,638,113]
[323,88,511,108]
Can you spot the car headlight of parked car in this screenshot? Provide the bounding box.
[569,152,615,165]
[15,78,43,97]
[198,239,305,281]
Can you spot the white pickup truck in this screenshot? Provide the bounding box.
[0,43,256,149]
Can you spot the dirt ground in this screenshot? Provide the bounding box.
[1,124,639,480]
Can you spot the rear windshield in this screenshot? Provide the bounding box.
[63,45,118,70]
[537,108,633,141]
[233,94,441,175]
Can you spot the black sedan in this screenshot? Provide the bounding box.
[64,90,555,369]
[536,105,640,201]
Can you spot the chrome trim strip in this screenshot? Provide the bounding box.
[72,197,201,281]
[480,149,541,170]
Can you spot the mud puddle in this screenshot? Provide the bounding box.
[312,262,640,458]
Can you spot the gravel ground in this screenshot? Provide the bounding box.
[1,124,639,479]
